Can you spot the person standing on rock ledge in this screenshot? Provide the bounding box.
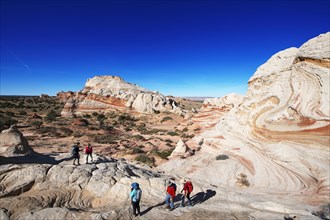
[165,180,176,211]
[71,142,81,165]
[85,143,93,164]
[130,182,142,217]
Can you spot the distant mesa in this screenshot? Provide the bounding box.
[59,75,185,116]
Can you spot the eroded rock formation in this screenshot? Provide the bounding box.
[61,76,184,116]
[160,32,330,206]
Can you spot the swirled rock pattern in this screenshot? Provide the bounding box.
[61,76,184,116]
[161,32,330,206]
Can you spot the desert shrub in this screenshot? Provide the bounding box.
[181,133,194,139]
[0,102,16,108]
[83,114,91,118]
[194,128,201,132]
[44,109,57,122]
[106,111,117,118]
[154,149,173,160]
[164,139,173,143]
[182,127,188,133]
[92,112,99,117]
[132,134,145,141]
[30,120,43,129]
[135,154,154,166]
[216,154,229,160]
[5,111,15,117]
[59,127,73,137]
[97,113,106,122]
[153,109,160,114]
[161,116,173,123]
[167,131,179,136]
[124,126,132,132]
[166,143,173,148]
[0,116,17,131]
[19,110,27,115]
[78,118,89,126]
[102,124,114,132]
[94,134,117,144]
[131,147,145,154]
[118,114,136,122]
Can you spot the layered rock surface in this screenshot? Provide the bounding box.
[61,76,184,116]
[160,32,330,208]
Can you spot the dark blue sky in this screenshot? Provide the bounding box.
[1,0,329,96]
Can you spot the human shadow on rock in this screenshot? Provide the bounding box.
[191,189,216,205]
[140,193,184,215]
[0,152,73,165]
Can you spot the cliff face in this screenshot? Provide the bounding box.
[161,32,330,205]
[61,76,184,116]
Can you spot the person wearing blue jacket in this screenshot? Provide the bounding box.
[130,182,142,217]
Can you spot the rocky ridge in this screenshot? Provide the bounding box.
[61,76,185,116]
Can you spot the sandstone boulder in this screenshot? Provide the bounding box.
[0,126,33,156]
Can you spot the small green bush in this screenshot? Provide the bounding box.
[135,155,154,166]
[44,109,57,122]
[0,116,17,130]
[132,134,145,141]
[154,149,173,160]
[131,147,145,154]
[161,116,173,123]
[30,120,43,129]
[216,154,229,160]
[167,131,179,136]
[19,111,27,115]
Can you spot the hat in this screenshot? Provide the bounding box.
[76,142,80,145]
[131,182,139,189]
[180,178,187,184]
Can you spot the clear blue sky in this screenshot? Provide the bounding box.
[1,0,329,97]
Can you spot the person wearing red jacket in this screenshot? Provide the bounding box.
[181,179,193,207]
[85,143,93,164]
[165,180,176,211]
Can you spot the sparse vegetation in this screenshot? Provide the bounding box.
[167,131,179,136]
[135,154,154,166]
[161,116,173,123]
[153,149,174,160]
[30,120,43,129]
[216,154,229,160]
[0,116,17,131]
[94,134,117,144]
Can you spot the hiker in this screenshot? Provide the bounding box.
[71,142,81,165]
[165,180,176,211]
[85,143,93,164]
[180,179,193,207]
[130,182,142,217]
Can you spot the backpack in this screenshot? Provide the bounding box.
[171,183,177,192]
[135,189,142,201]
[71,146,78,155]
[186,181,193,193]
